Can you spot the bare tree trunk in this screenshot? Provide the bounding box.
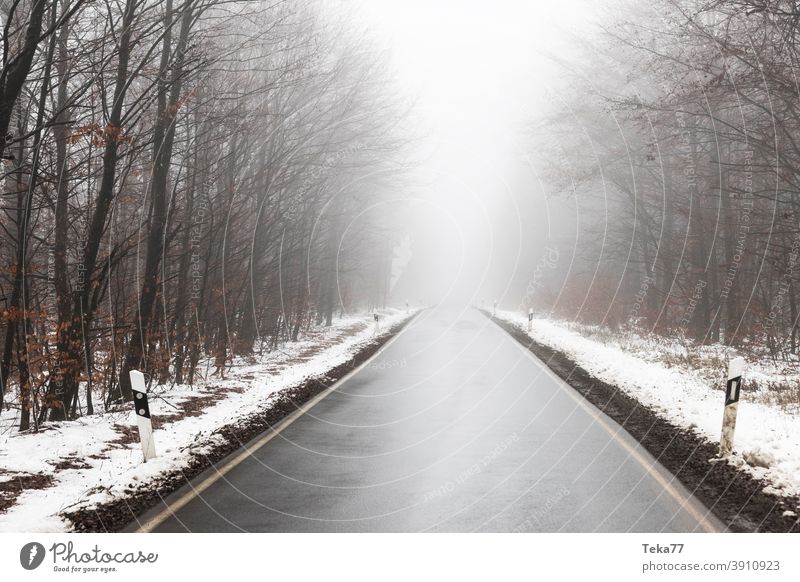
[46,0,138,419]
[119,0,194,399]
[0,0,48,161]
[51,0,73,416]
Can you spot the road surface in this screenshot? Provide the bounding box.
[133,306,723,532]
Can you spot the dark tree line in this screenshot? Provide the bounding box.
[0,0,409,430]
[533,0,800,359]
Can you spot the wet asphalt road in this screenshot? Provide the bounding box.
[137,306,723,532]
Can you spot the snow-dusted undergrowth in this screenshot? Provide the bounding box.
[494,309,800,500]
[0,309,412,532]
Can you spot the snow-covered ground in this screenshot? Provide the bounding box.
[0,309,413,532]
[494,309,800,500]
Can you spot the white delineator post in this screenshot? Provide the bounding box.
[373,312,380,334]
[130,370,156,462]
[719,356,745,458]
[493,300,497,317]
[527,308,533,331]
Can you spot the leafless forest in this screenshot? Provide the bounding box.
[6,0,800,433]
[3,1,800,540]
[534,1,800,360]
[0,0,408,430]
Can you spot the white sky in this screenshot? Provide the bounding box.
[356,0,597,128]
[351,0,599,305]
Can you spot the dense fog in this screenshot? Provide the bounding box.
[4,0,800,428]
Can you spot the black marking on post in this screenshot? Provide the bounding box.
[133,391,151,419]
[725,376,741,406]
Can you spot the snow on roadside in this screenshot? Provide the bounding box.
[494,309,800,499]
[0,309,413,532]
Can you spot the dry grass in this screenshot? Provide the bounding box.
[559,319,800,411]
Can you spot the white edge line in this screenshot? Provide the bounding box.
[486,313,724,533]
[137,313,419,533]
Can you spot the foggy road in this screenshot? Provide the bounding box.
[134,307,723,533]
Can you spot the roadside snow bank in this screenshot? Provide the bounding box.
[0,309,413,532]
[494,309,800,498]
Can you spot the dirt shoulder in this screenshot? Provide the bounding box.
[485,311,800,533]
